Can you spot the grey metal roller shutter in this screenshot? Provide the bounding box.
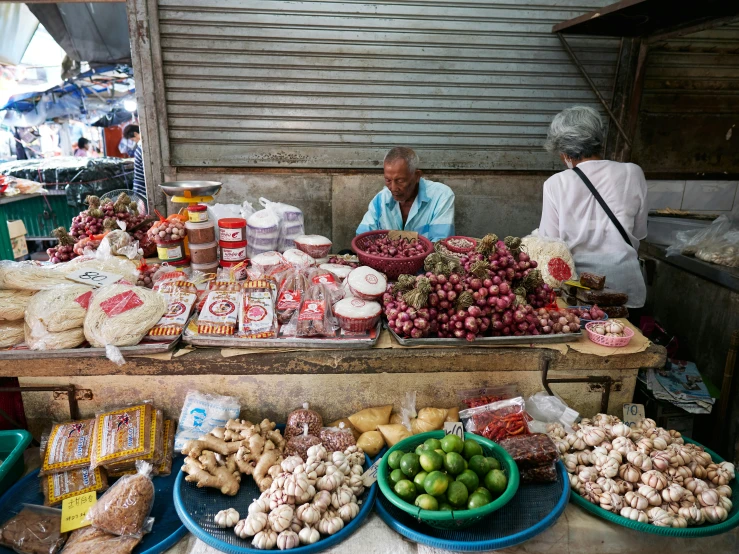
[158,0,620,169]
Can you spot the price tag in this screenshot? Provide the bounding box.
[563,280,590,290]
[622,403,645,429]
[65,268,122,288]
[361,457,382,487]
[60,491,97,533]
[387,230,419,241]
[444,421,464,440]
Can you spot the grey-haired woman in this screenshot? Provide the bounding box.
[539,106,647,313]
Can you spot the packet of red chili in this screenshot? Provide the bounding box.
[459,396,530,442]
[456,385,518,409]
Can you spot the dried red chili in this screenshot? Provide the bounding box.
[459,396,530,442]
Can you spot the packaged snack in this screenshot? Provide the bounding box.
[90,404,155,470]
[579,272,606,290]
[157,420,175,476]
[41,467,109,507]
[519,462,558,484]
[85,461,155,538]
[320,423,356,452]
[40,419,96,475]
[0,505,66,554]
[294,284,338,338]
[0,289,34,321]
[575,287,628,307]
[239,279,278,338]
[284,424,322,461]
[285,402,323,439]
[346,266,387,300]
[275,268,308,324]
[460,397,530,442]
[174,391,240,451]
[497,433,558,469]
[103,409,164,475]
[347,405,392,433]
[60,526,140,554]
[457,385,518,409]
[148,280,198,338]
[0,320,24,348]
[294,235,332,259]
[197,289,241,336]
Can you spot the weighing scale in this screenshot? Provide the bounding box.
[159,181,222,205]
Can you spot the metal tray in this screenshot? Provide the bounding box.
[182,321,382,349]
[386,325,582,347]
[0,337,180,360]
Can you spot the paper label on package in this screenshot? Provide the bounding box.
[60,491,97,533]
[623,403,645,428]
[298,299,325,321]
[387,230,418,241]
[312,274,336,286]
[277,289,301,310]
[66,268,122,288]
[99,290,143,317]
[444,421,464,440]
[160,292,197,326]
[96,404,148,463]
[44,420,95,471]
[361,458,382,487]
[47,467,104,505]
[200,291,240,326]
[563,279,590,290]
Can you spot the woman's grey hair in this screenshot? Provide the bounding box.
[544,106,605,160]
[384,146,419,174]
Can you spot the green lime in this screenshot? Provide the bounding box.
[413,471,429,494]
[389,468,405,486]
[415,444,430,456]
[440,434,464,454]
[394,479,417,503]
[388,450,404,470]
[486,456,501,471]
[419,450,444,473]
[484,469,508,496]
[467,491,491,510]
[446,480,469,508]
[468,455,491,478]
[415,494,439,511]
[400,453,421,478]
[463,438,484,460]
[474,487,494,503]
[443,452,466,476]
[424,438,443,451]
[433,492,448,504]
[456,469,480,493]
[423,471,449,496]
[434,449,446,458]
[439,502,454,511]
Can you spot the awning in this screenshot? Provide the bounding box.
[0,4,38,65]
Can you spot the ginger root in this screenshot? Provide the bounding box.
[183,451,241,496]
[181,433,243,458]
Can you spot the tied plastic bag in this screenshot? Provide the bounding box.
[0,320,24,348]
[520,230,577,287]
[258,197,305,252]
[667,215,739,268]
[97,229,141,261]
[174,391,241,451]
[457,385,518,409]
[276,268,308,324]
[460,397,530,442]
[283,283,339,338]
[0,504,67,554]
[24,284,92,351]
[246,205,282,258]
[0,289,34,321]
[525,392,579,434]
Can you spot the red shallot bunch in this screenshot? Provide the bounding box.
[568,305,606,321]
[363,234,426,258]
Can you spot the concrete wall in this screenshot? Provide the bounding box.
[172,171,547,250]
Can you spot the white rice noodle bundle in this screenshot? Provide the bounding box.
[0,261,70,291]
[520,230,578,287]
[24,285,93,350]
[57,255,139,284]
[0,321,24,348]
[0,289,34,321]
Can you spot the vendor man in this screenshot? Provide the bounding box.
[356,146,455,242]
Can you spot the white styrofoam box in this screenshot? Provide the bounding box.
[647,180,685,211]
[682,181,738,211]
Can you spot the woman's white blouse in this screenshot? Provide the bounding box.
[538,160,648,308]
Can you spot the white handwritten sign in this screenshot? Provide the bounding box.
[65,268,122,288]
[444,421,464,440]
[622,403,645,428]
[361,457,382,487]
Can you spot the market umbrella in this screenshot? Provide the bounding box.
[91,109,135,128]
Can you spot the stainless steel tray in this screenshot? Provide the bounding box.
[183,322,381,349]
[0,338,180,360]
[386,325,582,347]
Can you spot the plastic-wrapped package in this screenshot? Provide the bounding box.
[239,279,278,338]
[346,267,387,300]
[0,289,34,321]
[307,267,343,303]
[282,248,316,268]
[246,208,281,257]
[457,385,518,409]
[39,419,96,475]
[276,268,308,324]
[197,290,241,336]
[98,230,140,260]
[294,235,332,259]
[0,504,67,554]
[519,462,558,484]
[318,263,352,282]
[250,251,291,277]
[90,404,156,470]
[602,305,629,318]
[460,397,530,442]
[0,261,70,291]
[520,231,577,287]
[293,284,339,338]
[85,461,155,538]
[320,423,356,452]
[59,527,140,554]
[41,467,109,507]
[285,402,323,439]
[347,405,392,434]
[525,392,579,432]
[284,424,322,461]
[147,279,198,338]
[667,215,739,268]
[575,287,628,307]
[174,391,240,451]
[157,420,175,476]
[58,255,139,285]
[497,433,558,469]
[0,320,24,348]
[24,285,92,351]
[103,409,164,475]
[257,198,305,252]
[579,272,606,290]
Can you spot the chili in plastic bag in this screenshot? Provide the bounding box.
[456,385,518,409]
[459,396,530,442]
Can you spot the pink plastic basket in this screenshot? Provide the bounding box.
[351,230,433,280]
[585,321,634,347]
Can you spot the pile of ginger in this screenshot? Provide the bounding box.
[181,418,286,496]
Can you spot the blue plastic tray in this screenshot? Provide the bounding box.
[0,457,187,554]
[376,460,570,551]
[174,453,378,554]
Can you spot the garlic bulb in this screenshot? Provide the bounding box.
[338,502,360,522]
[637,485,663,507]
[566,432,588,452]
[641,470,668,491]
[706,463,733,486]
[661,484,686,503]
[612,437,637,456]
[307,444,328,461]
[582,427,606,447]
[236,512,268,538]
[597,477,622,495]
[569,474,584,494]
[630,429,644,442]
[553,438,569,455]
[614,478,634,493]
[638,418,657,430]
[299,525,320,545]
[626,451,653,472]
[317,515,344,535]
[618,463,642,484]
[692,451,712,468]
[719,461,735,479]
[620,506,648,523]
[715,484,732,498]
[697,489,720,507]
[252,529,278,550]
[312,490,332,513]
[597,457,619,479]
[671,516,688,528]
[249,498,270,516]
[636,438,654,455]
[269,489,293,511]
[702,505,729,524]
[546,422,566,439]
[679,505,704,526]
[284,473,310,499]
[288,515,303,534]
[563,454,578,474]
[281,456,304,473]
[214,508,240,528]
[316,471,343,492]
[718,496,733,513]
[296,503,321,525]
[594,414,621,428]
[331,452,351,475]
[276,530,299,550]
[575,451,592,465]
[331,485,354,509]
[607,450,623,464]
[601,440,613,452]
[578,467,598,483]
[344,445,365,466]
[651,437,669,452]
[599,492,623,513]
[647,507,674,527]
[662,501,680,515]
[611,423,631,438]
[269,505,295,533]
[624,491,649,511]
[583,481,604,504]
[684,478,709,495]
[305,457,327,478]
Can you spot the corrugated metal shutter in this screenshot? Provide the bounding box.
[634,21,739,173]
[158,0,620,169]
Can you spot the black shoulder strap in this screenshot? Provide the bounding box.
[572,166,634,249]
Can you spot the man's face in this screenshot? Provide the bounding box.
[133,132,141,143]
[384,159,420,203]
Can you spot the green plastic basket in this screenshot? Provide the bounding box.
[377,431,520,530]
[571,437,738,537]
[0,430,32,497]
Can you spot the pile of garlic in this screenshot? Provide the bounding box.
[547,414,735,527]
[590,321,625,337]
[227,444,366,550]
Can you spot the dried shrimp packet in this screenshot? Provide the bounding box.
[41,466,109,507]
[238,279,277,338]
[319,423,356,452]
[294,283,338,338]
[497,433,558,469]
[39,419,96,475]
[460,396,530,442]
[0,289,34,321]
[0,320,24,348]
[0,504,66,554]
[284,424,322,461]
[285,402,323,439]
[519,462,558,484]
[61,527,140,554]
[103,409,164,475]
[197,290,241,336]
[85,461,155,539]
[147,280,198,338]
[275,268,308,324]
[90,403,154,470]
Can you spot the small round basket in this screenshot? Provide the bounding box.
[351,230,433,280]
[377,431,519,530]
[441,236,478,255]
[585,320,634,347]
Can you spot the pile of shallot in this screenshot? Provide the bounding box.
[548,414,735,528]
[568,305,607,321]
[361,234,426,258]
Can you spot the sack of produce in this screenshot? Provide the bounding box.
[239,279,278,338]
[0,289,34,321]
[284,423,322,460]
[457,385,518,409]
[347,405,392,434]
[460,396,530,442]
[0,504,67,553]
[520,231,577,287]
[0,320,24,348]
[41,467,109,507]
[90,403,156,470]
[257,197,305,252]
[86,461,155,538]
[377,423,411,447]
[285,402,323,440]
[667,214,739,268]
[174,391,240,451]
[356,431,384,457]
[60,527,140,554]
[320,423,357,452]
[39,419,96,476]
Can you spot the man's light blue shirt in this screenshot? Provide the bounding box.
[356,178,455,242]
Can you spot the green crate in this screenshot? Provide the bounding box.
[0,430,32,497]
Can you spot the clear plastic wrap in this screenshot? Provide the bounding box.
[284,402,323,440]
[282,248,316,268]
[23,285,92,351]
[667,215,739,268]
[307,267,343,304]
[525,392,579,433]
[90,404,155,470]
[0,504,66,554]
[174,391,240,451]
[460,396,530,442]
[0,289,34,321]
[284,424,322,461]
[319,423,356,452]
[276,268,308,324]
[520,230,577,286]
[497,433,558,469]
[0,261,70,291]
[57,256,139,286]
[197,290,241,336]
[250,251,291,277]
[39,419,96,476]
[457,385,518,409]
[85,461,155,538]
[246,207,281,257]
[238,279,278,338]
[291,283,339,338]
[59,527,140,554]
[257,197,305,252]
[147,279,198,338]
[41,467,109,507]
[0,320,24,348]
[103,409,164,476]
[157,420,175,476]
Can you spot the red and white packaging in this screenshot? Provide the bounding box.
[218,218,247,242]
[307,267,343,304]
[148,280,198,338]
[251,251,291,276]
[276,268,308,324]
[346,266,387,300]
[219,260,248,281]
[197,290,241,336]
[283,248,316,268]
[318,263,352,282]
[333,297,381,332]
[239,279,277,338]
[293,235,332,259]
[219,240,247,263]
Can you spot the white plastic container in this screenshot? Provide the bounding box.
[333,297,381,332]
[346,266,387,300]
